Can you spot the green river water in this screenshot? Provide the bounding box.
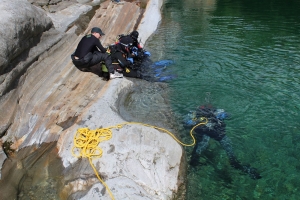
[2,0,299,199]
[144,0,300,199]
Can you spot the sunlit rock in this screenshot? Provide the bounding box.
[0,0,186,199]
[0,0,53,79]
[47,3,93,32]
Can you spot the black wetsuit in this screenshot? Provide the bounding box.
[112,43,132,67]
[190,107,262,180]
[71,34,114,74]
[119,35,141,51]
[118,35,143,59]
[109,35,145,78]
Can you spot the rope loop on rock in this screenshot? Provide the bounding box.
[72,127,115,199]
[71,118,208,200]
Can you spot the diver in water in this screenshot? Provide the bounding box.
[184,105,262,180]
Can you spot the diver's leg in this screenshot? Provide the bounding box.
[113,52,130,68]
[219,135,247,170]
[90,52,114,73]
[102,54,115,74]
[190,135,210,166]
[89,63,103,77]
[219,135,236,161]
[196,135,210,154]
[219,135,262,179]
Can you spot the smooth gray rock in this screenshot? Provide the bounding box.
[0,0,53,91]
[47,3,93,32]
[27,0,49,6]
[0,0,186,199]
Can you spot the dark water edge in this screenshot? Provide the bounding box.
[73,5,100,35]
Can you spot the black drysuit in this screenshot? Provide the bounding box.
[71,34,114,73]
[190,109,262,180]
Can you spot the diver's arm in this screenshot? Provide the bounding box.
[95,39,107,53]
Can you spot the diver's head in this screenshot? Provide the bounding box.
[183,105,229,127]
[130,31,139,40]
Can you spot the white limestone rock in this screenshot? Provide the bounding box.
[58,79,184,199]
[47,4,93,32]
[137,0,163,47]
[0,0,53,75]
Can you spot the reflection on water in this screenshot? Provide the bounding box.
[118,79,180,132]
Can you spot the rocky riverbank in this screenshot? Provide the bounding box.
[0,0,186,199]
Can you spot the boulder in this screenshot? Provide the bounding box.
[137,0,163,47]
[0,0,53,95]
[47,3,93,32]
[58,78,185,199]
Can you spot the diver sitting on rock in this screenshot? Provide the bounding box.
[105,31,151,78]
[71,27,123,80]
[184,105,262,180]
[115,31,151,63]
[101,31,174,81]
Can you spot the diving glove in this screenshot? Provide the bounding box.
[144,51,151,56]
[127,57,133,64]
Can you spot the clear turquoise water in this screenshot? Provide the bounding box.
[145,0,300,199]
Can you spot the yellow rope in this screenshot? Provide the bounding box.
[71,127,115,199]
[71,118,208,200]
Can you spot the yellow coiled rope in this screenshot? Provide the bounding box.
[71,118,208,200]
